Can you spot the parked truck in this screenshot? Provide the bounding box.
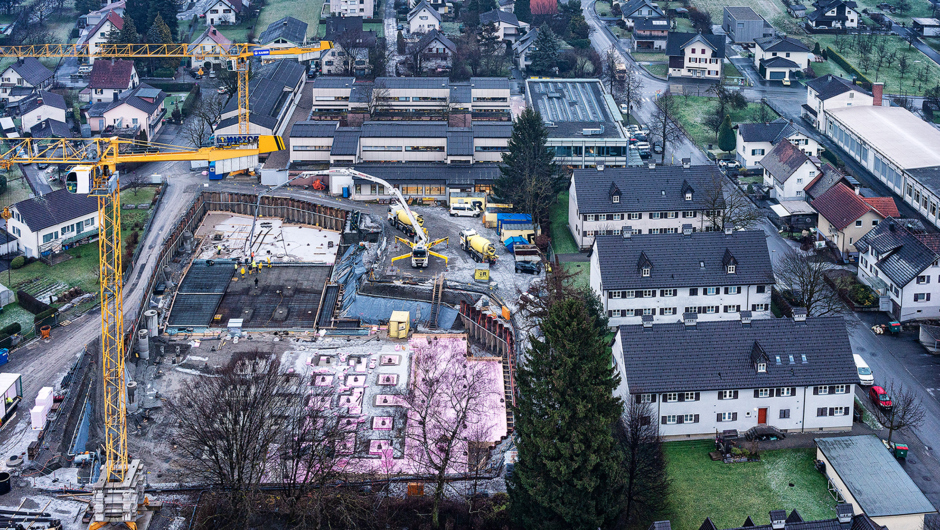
[512,244,542,274]
[388,205,425,237]
[459,229,497,263]
[615,62,627,81]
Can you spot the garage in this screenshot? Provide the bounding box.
[768,71,786,80]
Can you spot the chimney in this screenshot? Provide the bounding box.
[836,504,854,524]
[642,314,654,329]
[648,163,656,170]
[724,226,733,235]
[683,312,698,328]
[769,511,786,530]
[682,224,693,236]
[792,308,807,323]
[597,164,605,171]
[872,82,883,106]
[740,310,752,327]
[855,185,860,195]
[682,157,691,168]
[622,226,632,239]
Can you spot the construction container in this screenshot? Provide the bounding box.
[388,311,411,339]
[483,205,515,228]
[496,213,532,234]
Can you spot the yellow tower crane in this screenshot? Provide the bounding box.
[0,135,286,529]
[0,42,333,134]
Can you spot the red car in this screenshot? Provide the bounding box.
[869,386,893,411]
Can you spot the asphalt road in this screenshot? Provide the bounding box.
[19,162,53,196]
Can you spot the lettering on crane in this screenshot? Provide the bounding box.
[216,135,260,147]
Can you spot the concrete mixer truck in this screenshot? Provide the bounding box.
[388,205,425,238]
[459,229,497,264]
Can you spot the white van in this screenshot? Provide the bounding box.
[853,354,874,386]
[78,65,93,76]
[450,204,480,217]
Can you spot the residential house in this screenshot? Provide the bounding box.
[753,35,812,81]
[812,182,898,260]
[0,58,53,104]
[409,1,441,34]
[79,10,123,64]
[5,190,98,258]
[512,27,538,70]
[85,83,166,140]
[620,0,665,28]
[87,59,139,103]
[216,60,305,135]
[568,164,725,250]
[735,118,820,169]
[631,18,670,51]
[665,32,725,80]
[80,0,125,29]
[611,312,858,438]
[258,17,306,49]
[913,17,940,37]
[203,0,242,26]
[188,26,233,71]
[30,119,74,139]
[412,29,456,73]
[499,0,514,13]
[856,217,940,322]
[330,0,375,18]
[591,229,773,325]
[759,135,819,200]
[17,91,67,131]
[652,507,888,530]
[803,162,853,200]
[801,74,873,130]
[722,7,775,43]
[322,17,377,77]
[806,0,858,31]
[479,9,528,42]
[789,3,807,17]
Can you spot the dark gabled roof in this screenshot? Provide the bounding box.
[414,29,456,54]
[854,217,940,287]
[804,162,850,199]
[648,522,672,530]
[700,519,718,530]
[480,8,519,26]
[758,140,813,183]
[618,316,858,394]
[754,35,811,52]
[786,511,804,524]
[760,56,800,69]
[29,119,73,139]
[665,32,726,58]
[361,121,448,137]
[633,17,671,31]
[816,435,935,517]
[621,0,664,17]
[89,59,135,90]
[17,90,67,115]
[331,128,362,156]
[737,118,797,143]
[324,17,377,47]
[724,6,764,20]
[5,58,53,87]
[573,165,725,215]
[208,0,242,13]
[741,517,755,527]
[808,0,857,21]
[220,61,304,127]
[594,230,772,290]
[258,16,307,45]
[805,74,869,100]
[11,189,97,232]
[189,25,232,50]
[86,82,165,117]
[289,121,339,137]
[811,182,877,231]
[81,10,123,45]
[350,163,501,185]
[512,26,538,52]
[410,0,442,22]
[446,128,473,156]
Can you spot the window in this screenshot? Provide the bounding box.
[704,306,718,313]
[683,414,696,423]
[665,393,678,402]
[780,387,792,397]
[684,392,696,401]
[667,212,678,219]
[779,409,790,419]
[650,212,662,219]
[723,305,740,313]
[640,394,652,403]
[832,407,848,416]
[689,288,698,296]
[854,219,863,227]
[624,290,636,298]
[642,267,650,277]
[613,195,620,203]
[683,211,697,218]
[758,388,770,398]
[757,363,766,373]
[721,390,736,400]
[751,148,765,156]
[665,415,677,424]
[41,232,58,243]
[685,192,692,200]
[661,307,677,315]
[642,289,655,297]
[756,285,766,293]
[726,286,740,294]
[835,385,846,394]
[705,287,718,296]
[585,214,595,221]
[917,275,930,284]
[661,289,677,297]
[628,213,641,220]
[610,291,622,299]
[642,308,654,316]
[914,293,931,302]
[720,412,734,422]
[612,214,623,221]
[816,386,829,395]
[817,408,828,417]
[727,265,736,274]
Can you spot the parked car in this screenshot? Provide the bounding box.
[635,141,651,151]
[209,70,217,79]
[619,103,629,113]
[397,23,404,30]
[217,87,227,94]
[515,260,542,274]
[717,159,741,171]
[854,354,874,386]
[869,386,892,411]
[652,142,663,154]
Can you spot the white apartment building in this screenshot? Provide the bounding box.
[590,229,773,326]
[612,312,858,439]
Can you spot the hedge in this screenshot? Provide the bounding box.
[825,47,873,90]
[144,81,196,93]
[17,290,51,315]
[0,323,21,336]
[182,90,199,117]
[33,308,58,323]
[821,148,844,168]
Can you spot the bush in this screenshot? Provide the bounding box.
[70,28,79,39]
[145,82,196,93]
[567,38,591,49]
[33,308,57,323]
[182,90,199,117]
[152,68,176,79]
[849,283,878,306]
[17,290,50,315]
[821,149,844,168]
[0,323,20,336]
[9,256,24,269]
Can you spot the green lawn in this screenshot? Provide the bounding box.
[850,0,937,28]
[723,61,743,79]
[256,0,326,38]
[673,17,695,33]
[814,35,940,95]
[562,262,589,290]
[667,95,779,150]
[441,22,462,36]
[632,51,667,63]
[549,191,578,255]
[1,168,34,205]
[595,0,612,16]
[646,63,668,77]
[664,440,837,530]
[0,303,36,337]
[217,21,255,43]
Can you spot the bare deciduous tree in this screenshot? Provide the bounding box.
[871,381,926,445]
[620,62,643,125]
[618,399,669,527]
[650,94,683,164]
[402,340,499,529]
[601,47,625,96]
[775,248,844,316]
[702,171,763,231]
[182,93,226,148]
[369,81,391,116]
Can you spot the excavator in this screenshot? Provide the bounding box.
[0,135,286,530]
[300,169,449,268]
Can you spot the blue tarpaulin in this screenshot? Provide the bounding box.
[344,295,459,330]
[503,236,528,250]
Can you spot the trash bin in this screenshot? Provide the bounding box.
[40,325,51,339]
[0,349,8,367]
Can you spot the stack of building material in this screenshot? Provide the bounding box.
[30,387,53,430]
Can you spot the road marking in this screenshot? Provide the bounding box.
[927,388,936,397]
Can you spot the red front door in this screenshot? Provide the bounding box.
[758,408,768,424]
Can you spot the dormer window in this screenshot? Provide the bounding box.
[757,362,766,373]
[642,267,650,277]
[727,265,736,274]
[613,195,620,203]
[685,192,692,200]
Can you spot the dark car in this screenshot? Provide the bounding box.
[515,260,542,274]
[652,142,663,154]
[869,386,892,411]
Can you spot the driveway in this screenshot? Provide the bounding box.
[20,163,53,196]
[384,0,400,75]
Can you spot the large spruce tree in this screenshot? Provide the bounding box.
[493,107,562,225]
[527,25,558,76]
[509,299,625,530]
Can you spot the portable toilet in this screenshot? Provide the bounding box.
[388,311,410,339]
